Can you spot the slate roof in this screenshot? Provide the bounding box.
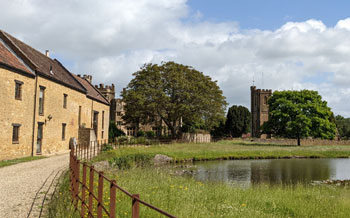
[0,30,110,105]
[0,30,86,93]
[73,74,110,105]
[0,39,34,76]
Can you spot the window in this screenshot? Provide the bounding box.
[117,112,122,116]
[15,80,23,100]
[102,111,105,129]
[264,96,268,105]
[39,86,45,115]
[78,106,81,127]
[116,121,122,126]
[12,123,21,144]
[62,123,66,140]
[101,131,104,139]
[127,127,136,136]
[63,94,67,108]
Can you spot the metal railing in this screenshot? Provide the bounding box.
[69,141,177,218]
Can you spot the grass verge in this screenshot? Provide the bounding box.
[0,156,46,168]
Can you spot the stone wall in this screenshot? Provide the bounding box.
[0,70,110,160]
[0,67,35,160]
[182,133,211,143]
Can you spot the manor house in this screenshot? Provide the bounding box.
[0,30,110,160]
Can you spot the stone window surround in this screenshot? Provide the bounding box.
[12,123,21,144]
[38,86,46,116]
[14,80,23,100]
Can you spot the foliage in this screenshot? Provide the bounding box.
[102,143,113,152]
[335,115,350,140]
[137,130,145,137]
[146,131,156,138]
[108,121,125,142]
[262,90,336,144]
[108,153,153,169]
[225,105,251,137]
[210,120,227,138]
[122,61,227,138]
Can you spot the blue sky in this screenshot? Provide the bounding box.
[188,0,350,29]
[2,0,350,116]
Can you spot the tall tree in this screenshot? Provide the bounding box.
[122,61,227,138]
[335,115,350,139]
[225,105,251,137]
[262,90,336,145]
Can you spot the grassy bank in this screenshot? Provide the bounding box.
[48,167,350,218]
[46,141,350,218]
[95,140,350,163]
[0,156,46,168]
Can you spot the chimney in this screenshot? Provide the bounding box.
[45,50,49,57]
[83,74,92,83]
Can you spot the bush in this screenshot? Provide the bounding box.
[117,136,129,145]
[146,131,156,138]
[109,121,125,142]
[109,153,154,169]
[137,130,145,137]
[102,143,113,152]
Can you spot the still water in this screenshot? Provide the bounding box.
[189,158,350,186]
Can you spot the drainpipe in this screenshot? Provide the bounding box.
[31,75,38,156]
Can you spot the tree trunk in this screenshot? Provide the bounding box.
[297,134,301,146]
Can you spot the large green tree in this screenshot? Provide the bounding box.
[335,115,350,139]
[225,105,251,137]
[122,61,227,138]
[262,90,336,145]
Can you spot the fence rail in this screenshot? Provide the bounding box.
[70,140,177,218]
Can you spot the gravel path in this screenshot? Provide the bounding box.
[0,154,69,218]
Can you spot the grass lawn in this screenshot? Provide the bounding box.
[95,140,350,163]
[47,140,350,218]
[0,156,46,168]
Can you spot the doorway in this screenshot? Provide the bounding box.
[37,122,44,154]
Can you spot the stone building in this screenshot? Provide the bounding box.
[250,86,272,138]
[0,30,110,160]
[96,84,167,136]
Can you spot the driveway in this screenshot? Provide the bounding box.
[0,154,68,218]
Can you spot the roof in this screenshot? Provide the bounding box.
[73,74,110,105]
[0,40,34,76]
[0,30,86,93]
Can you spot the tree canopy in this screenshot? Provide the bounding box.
[225,105,251,137]
[335,115,350,140]
[121,61,227,137]
[262,90,336,145]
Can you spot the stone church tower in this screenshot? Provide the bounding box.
[251,86,272,138]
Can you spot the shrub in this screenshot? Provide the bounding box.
[117,136,129,145]
[102,143,113,152]
[146,131,156,138]
[109,153,154,169]
[137,130,145,137]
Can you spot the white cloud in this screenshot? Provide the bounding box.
[1,0,350,116]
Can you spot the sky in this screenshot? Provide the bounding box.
[1,0,350,116]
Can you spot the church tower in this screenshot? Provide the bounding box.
[250,86,272,138]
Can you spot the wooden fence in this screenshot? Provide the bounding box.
[70,140,177,218]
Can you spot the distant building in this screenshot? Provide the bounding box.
[0,30,110,160]
[96,85,172,137]
[250,86,272,138]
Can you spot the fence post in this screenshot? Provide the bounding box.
[132,194,140,218]
[97,171,104,218]
[88,166,94,217]
[81,163,87,217]
[75,159,80,208]
[110,180,116,218]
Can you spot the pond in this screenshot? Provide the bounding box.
[187,158,350,186]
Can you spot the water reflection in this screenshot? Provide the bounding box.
[191,158,350,186]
